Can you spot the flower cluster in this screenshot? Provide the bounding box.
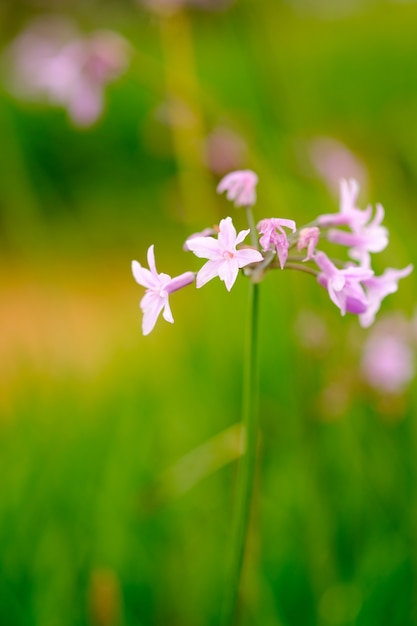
[132,170,412,335]
[5,17,130,127]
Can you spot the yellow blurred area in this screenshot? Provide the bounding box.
[0,256,135,405]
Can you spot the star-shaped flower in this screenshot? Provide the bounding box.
[318,178,372,229]
[327,203,388,267]
[315,251,374,316]
[132,245,194,335]
[186,216,263,291]
[359,264,413,328]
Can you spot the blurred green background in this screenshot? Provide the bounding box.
[1,0,417,624]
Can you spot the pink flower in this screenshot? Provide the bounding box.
[257,218,297,269]
[361,315,415,393]
[132,245,195,335]
[183,226,217,252]
[318,179,372,229]
[315,251,373,316]
[307,136,368,197]
[359,265,413,328]
[327,203,388,267]
[217,170,258,207]
[186,216,263,291]
[6,19,130,127]
[297,226,320,261]
[204,127,247,175]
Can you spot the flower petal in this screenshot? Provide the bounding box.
[275,218,296,233]
[186,235,221,259]
[132,260,158,289]
[162,298,174,324]
[196,259,222,288]
[147,244,158,277]
[141,291,165,336]
[234,228,251,246]
[235,248,264,268]
[217,217,237,250]
[218,257,239,291]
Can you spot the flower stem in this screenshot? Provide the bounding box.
[158,10,215,224]
[284,262,318,276]
[221,281,260,625]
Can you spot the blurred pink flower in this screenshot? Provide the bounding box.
[132,245,195,335]
[327,203,389,267]
[308,136,368,196]
[6,18,130,126]
[183,226,218,251]
[359,265,414,328]
[204,127,247,175]
[318,179,371,229]
[315,251,373,316]
[217,170,258,208]
[318,179,390,267]
[297,226,320,261]
[186,216,263,291]
[257,218,297,269]
[361,315,415,393]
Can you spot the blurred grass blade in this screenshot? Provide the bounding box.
[150,422,245,507]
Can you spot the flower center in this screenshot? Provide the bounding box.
[223,250,234,260]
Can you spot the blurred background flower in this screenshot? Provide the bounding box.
[306,136,369,196]
[361,312,415,393]
[4,17,130,126]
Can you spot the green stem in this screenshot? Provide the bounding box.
[221,281,260,625]
[284,262,318,276]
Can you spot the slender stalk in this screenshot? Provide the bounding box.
[221,281,260,625]
[284,262,318,276]
[158,12,215,224]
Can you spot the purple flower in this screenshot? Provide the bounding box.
[315,251,373,316]
[204,127,247,176]
[359,265,413,328]
[297,226,320,261]
[257,218,297,269]
[307,136,368,197]
[318,179,372,229]
[183,226,217,252]
[327,203,388,267]
[217,170,258,207]
[6,19,130,127]
[132,245,195,335]
[361,314,415,393]
[186,216,263,291]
